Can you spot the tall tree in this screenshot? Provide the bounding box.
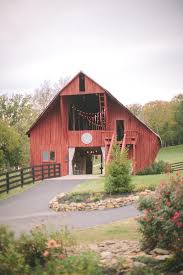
[127,103,143,119]
[174,94,183,144]
[142,100,176,146]
[0,94,36,134]
[0,120,22,171]
[32,76,70,114]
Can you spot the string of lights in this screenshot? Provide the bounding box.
[72,105,106,128]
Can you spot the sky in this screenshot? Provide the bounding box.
[0,0,183,105]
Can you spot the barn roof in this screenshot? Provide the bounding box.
[27,71,161,143]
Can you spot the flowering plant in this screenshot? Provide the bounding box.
[138,172,183,253]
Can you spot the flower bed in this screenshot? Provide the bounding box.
[49,190,153,212]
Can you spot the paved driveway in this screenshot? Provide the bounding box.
[0,178,139,235]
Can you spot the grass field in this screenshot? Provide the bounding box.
[73,173,168,194]
[74,218,139,244]
[157,144,183,163]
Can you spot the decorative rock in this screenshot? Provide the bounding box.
[101,251,113,259]
[152,248,170,255]
[155,255,172,261]
[57,193,65,199]
[133,261,147,268]
[106,202,115,208]
[49,190,154,212]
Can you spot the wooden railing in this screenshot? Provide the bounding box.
[171,162,183,172]
[0,163,61,195]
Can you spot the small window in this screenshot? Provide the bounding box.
[42,151,49,161]
[42,151,55,161]
[50,151,55,161]
[79,73,85,92]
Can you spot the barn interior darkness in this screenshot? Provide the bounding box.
[68,94,102,130]
[72,147,102,174]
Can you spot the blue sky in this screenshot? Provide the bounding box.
[0,0,183,104]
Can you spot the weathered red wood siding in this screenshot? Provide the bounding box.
[67,130,113,147]
[61,75,105,95]
[107,96,160,172]
[30,100,62,166]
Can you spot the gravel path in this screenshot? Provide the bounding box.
[0,178,140,235]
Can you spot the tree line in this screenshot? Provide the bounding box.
[0,80,182,172]
[127,94,183,147]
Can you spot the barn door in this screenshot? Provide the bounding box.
[116,120,124,141]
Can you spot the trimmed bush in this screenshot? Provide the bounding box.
[105,144,132,194]
[138,172,183,255]
[137,160,171,175]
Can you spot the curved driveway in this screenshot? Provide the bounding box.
[0,178,139,235]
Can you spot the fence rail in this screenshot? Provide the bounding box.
[0,163,61,195]
[171,161,183,172]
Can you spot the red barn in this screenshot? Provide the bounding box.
[27,72,161,176]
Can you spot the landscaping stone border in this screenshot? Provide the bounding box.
[49,190,153,212]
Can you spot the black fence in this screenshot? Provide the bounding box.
[171,162,183,172]
[0,163,61,195]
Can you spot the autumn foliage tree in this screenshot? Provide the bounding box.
[127,93,183,147]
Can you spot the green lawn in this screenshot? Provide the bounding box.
[74,218,139,244]
[73,173,168,194]
[157,144,183,163]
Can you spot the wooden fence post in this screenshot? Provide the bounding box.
[48,164,50,178]
[32,167,35,183]
[6,172,9,193]
[20,169,24,187]
[54,163,56,177]
[42,165,44,180]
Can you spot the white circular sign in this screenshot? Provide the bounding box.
[81,133,93,144]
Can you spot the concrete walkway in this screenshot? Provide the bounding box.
[0,177,140,235]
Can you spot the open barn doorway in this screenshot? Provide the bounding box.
[72,147,103,175]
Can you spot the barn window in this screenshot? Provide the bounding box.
[42,151,55,161]
[79,73,85,92]
[42,151,49,161]
[50,151,55,161]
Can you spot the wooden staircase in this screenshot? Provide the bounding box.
[105,132,115,164]
[105,131,139,165]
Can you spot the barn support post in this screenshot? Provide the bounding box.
[68,147,75,175]
[101,147,105,175]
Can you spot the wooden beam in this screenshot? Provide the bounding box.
[121,133,126,152]
[106,132,115,164]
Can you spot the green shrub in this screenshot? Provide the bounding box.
[105,144,132,194]
[0,226,30,275]
[0,226,103,275]
[0,225,15,252]
[0,245,30,275]
[138,172,183,255]
[137,160,171,175]
[33,251,103,275]
[127,267,159,275]
[17,228,48,267]
[0,225,77,274]
[62,192,104,204]
[133,182,158,192]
